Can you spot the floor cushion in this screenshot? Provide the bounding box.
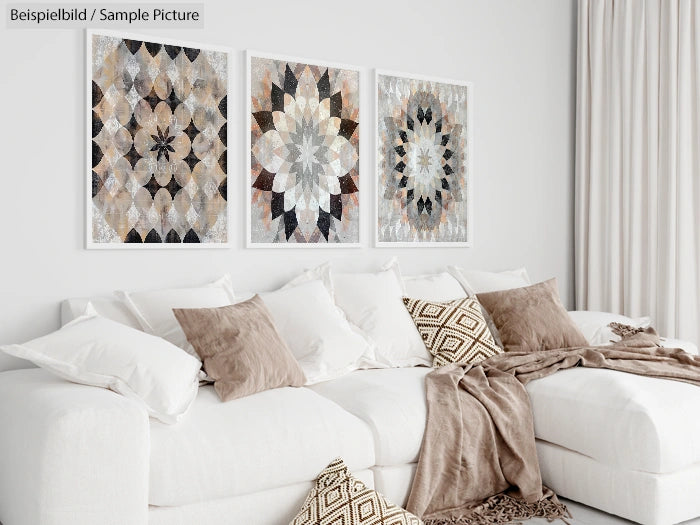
[149,385,375,507]
[527,367,700,474]
[310,368,431,466]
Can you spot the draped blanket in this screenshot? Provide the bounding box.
[406,342,700,524]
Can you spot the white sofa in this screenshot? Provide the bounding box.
[0,302,699,525]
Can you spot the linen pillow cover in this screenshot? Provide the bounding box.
[259,279,376,384]
[447,266,531,295]
[117,275,236,359]
[333,260,431,367]
[567,310,652,346]
[290,458,423,525]
[403,296,502,367]
[173,296,306,402]
[477,278,588,353]
[0,306,202,423]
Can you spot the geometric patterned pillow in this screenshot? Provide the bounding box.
[402,296,502,367]
[290,458,423,525]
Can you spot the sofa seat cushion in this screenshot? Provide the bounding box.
[149,385,375,507]
[310,368,431,466]
[527,367,700,474]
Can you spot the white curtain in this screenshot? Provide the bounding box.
[576,0,700,343]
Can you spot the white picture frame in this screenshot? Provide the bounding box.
[246,50,363,248]
[374,69,474,248]
[86,29,232,249]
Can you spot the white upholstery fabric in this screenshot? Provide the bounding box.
[527,368,700,474]
[149,385,375,507]
[333,265,431,367]
[0,369,149,525]
[537,440,700,525]
[260,279,375,384]
[149,470,374,525]
[117,275,236,359]
[0,352,35,373]
[447,266,531,295]
[310,368,431,466]
[402,272,466,300]
[61,296,142,329]
[2,311,202,424]
[372,464,417,510]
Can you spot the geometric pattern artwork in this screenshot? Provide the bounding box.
[248,54,360,245]
[290,458,423,525]
[377,72,472,246]
[402,296,501,368]
[88,32,227,246]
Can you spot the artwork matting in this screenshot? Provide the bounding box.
[374,69,474,248]
[246,50,362,248]
[86,29,231,249]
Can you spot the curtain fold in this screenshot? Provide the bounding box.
[576,0,700,343]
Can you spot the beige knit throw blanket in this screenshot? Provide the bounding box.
[406,334,700,525]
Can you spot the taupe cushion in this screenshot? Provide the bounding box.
[290,458,422,525]
[477,278,587,353]
[173,296,305,402]
[402,297,502,367]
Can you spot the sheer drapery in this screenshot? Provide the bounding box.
[576,0,700,342]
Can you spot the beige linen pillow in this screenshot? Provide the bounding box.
[173,296,306,402]
[402,297,502,367]
[290,458,423,525]
[476,278,588,353]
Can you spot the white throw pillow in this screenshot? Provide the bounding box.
[333,261,431,367]
[282,261,335,299]
[0,307,201,424]
[447,266,531,295]
[403,272,467,300]
[567,311,652,346]
[117,275,235,359]
[260,279,375,384]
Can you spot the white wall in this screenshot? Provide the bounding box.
[0,0,577,343]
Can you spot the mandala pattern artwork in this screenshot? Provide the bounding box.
[90,34,227,244]
[403,296,501,367]
[249,56,360,244]
[377,74,470,244]
[290,458,423,525]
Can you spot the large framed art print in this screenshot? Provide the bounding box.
[247,51,361,247]
[87,30,229,248]
[375,70,473,247]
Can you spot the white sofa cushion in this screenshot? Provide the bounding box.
[1,310,202,424]
[333,263,431,367]
[527,367,700,474]
[447,266,531,295]
[402,272,466,300]
[148,385,375,507]
[260,279,375,384]
[0,369,149,525]
[149,470,375,525]
[309,368,431,466]
[117,275,236,359]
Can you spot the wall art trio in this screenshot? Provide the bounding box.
[87,31,472,248]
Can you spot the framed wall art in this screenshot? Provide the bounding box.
[375,70,473,247]
[247,51,361,247]
[87,30,229,248]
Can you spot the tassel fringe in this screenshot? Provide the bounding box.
[422,490,571,525]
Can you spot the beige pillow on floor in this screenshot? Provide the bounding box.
[477,278,588,353]
[290,458,422,525]
[173,296,306,402]
[402,296,502,367]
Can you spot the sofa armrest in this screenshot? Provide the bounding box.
[660,337,698,355]
[0,369,149,525]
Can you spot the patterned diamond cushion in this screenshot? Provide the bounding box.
[402,297,502,367]
[290,458,423,525]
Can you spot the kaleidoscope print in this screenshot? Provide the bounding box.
[249,55,360,245]
[377,73,472,245]
[89,33,227,245]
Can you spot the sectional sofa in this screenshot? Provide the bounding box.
[0,266,698,525]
